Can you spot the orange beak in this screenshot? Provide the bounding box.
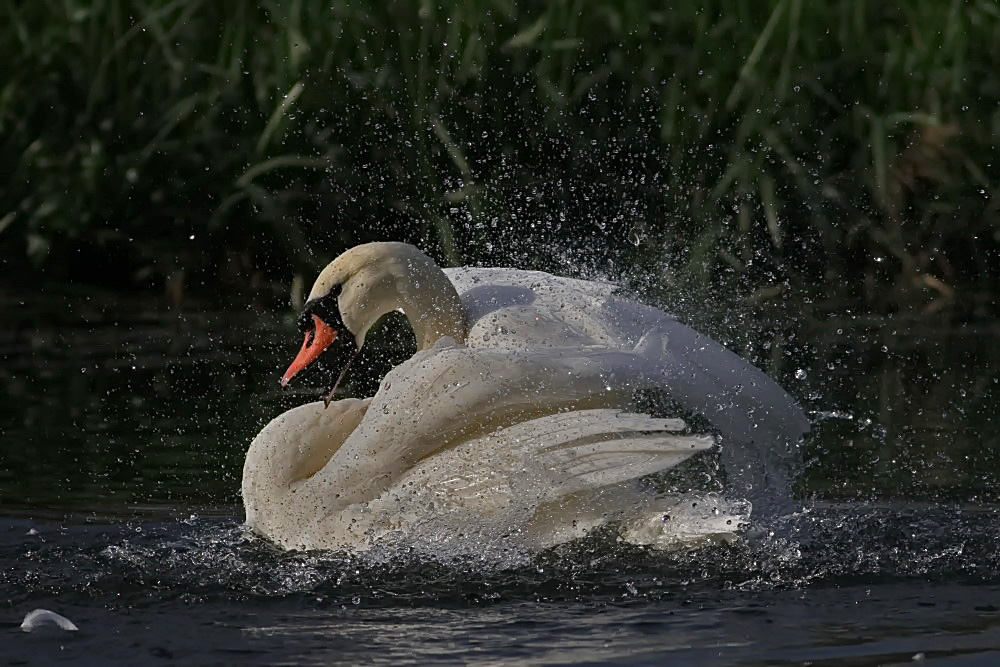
[280,314,338,386]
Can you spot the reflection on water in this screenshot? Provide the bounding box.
[2,288,1000,663]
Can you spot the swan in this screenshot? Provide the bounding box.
[243,242,808,552]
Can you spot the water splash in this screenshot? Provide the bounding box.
[6,502,1000,609]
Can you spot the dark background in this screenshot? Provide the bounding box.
[3,1,997,317]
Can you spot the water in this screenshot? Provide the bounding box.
[3,288,1000,664]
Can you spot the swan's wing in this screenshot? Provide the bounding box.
[312,344,663,506]
[350,410,712,555]
[445,266,809,448]
[630,323,810,447]
[503,409,713,497]
[399,409,712,508]
[373,409,713,553]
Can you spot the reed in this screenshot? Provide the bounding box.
[2,0,997,318]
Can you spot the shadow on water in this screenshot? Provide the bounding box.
[2,287,1000,663]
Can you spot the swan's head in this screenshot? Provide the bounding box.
[280,242,464,388]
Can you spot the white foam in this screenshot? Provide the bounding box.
[20,609,79,632]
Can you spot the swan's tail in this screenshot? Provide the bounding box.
[619,492,752,547]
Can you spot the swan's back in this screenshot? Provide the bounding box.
[444,266,810,451]
[446,266,628,348]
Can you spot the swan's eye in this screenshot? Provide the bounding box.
[296,309,314,335]
[297,284,343,335]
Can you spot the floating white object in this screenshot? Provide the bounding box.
[20,609,79,632]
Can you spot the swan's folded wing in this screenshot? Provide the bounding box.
[409,409,712,507]
[506,410,713,497]
[345,344,652,446]
[312,343,668,507]
[540,433,714,495]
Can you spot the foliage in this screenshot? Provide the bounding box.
[2,0,998,317]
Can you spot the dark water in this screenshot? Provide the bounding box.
[3,287,1000,664]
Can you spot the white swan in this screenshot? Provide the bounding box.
[243,242,808,552]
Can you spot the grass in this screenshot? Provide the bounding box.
[1,0,998,319]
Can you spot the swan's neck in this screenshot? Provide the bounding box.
[342,246,467,350]
[398,263,467,350]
